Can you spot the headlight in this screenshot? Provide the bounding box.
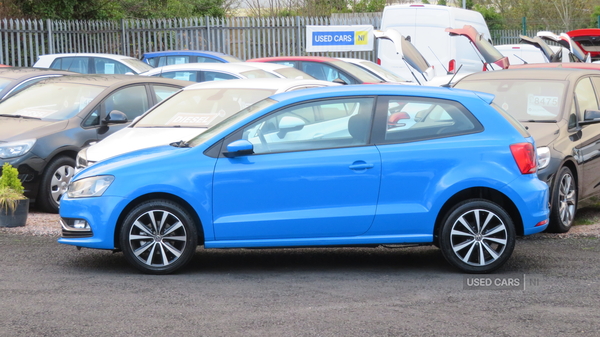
[0,139,36,159]
[537,146,551,170]
[76,147,89,169]
[67,175,114,198]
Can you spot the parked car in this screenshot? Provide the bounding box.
[77,78,338,169]
[246,56,385,84]
[140,63,278,82]
[0,67,76,100]
[34,53,154,75]
[454,68,600,233]
[59,84,549,274]
[0,74,193,213]
[242,62,315,79]
[337,58,408,83]
[141,50,242,67]
[566,29,600,61]
[494,44,568,65]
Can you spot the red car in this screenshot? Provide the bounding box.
[247,56,385,84]
[566,29,600,62]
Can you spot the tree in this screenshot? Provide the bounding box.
[473,4,504,30]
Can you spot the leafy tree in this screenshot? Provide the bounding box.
[437,0,447,5]
[473,4,504,31]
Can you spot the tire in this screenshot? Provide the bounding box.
[439,199,516,274]
[120,200,198,274]
[547,166,577,233]
[37,156,76,213]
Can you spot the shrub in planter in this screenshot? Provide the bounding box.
[0,163,29,227]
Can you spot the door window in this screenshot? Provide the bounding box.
[575,78,599,120]
[104,85,149,120]
[156,71,198,82]
[240,97,375,154]
[301,62,353,83]
[50,57,89,73]
[94,58,134,74]
[202,71,238,82]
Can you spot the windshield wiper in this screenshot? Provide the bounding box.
[170,140,190,148]
[0,114,41,120]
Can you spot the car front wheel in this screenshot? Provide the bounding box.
[547,166,577,233]
[38,156,75,213]
[439,199,516,273]
[120,200,198,274]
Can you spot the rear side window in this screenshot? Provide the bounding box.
[51,57,89,73]
[376,96,483,144]
[491,102,530,138]
[155,71,198,82]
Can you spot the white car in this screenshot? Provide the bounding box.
[140,63,278,82]
[243,62,315,79]
[33,53,154,74]
[76,78,339,169]
[337,58,408,83]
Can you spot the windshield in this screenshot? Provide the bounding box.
[122,58,154,73]
[188,98,278,147]
[135,88,278,128]
[275,67,315,79]
[455,79,567,122]
[239,69,278,79]
[328,60,383,83]
[357,61,406,82]
[0,82,105,120]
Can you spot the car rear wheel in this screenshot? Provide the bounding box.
[120,200,198,274]
[439,199,515,273]
[547,166,576,233]
[37,156,75,213]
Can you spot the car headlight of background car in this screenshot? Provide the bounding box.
[0,139,36,159]
[67,175,114,198]
[76,147,90,170]
[536,146,551,170]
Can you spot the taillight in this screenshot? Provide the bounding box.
[482,63,488,71]
[448,59,456,74]
[377,58,381,65]
[510,143,537,174]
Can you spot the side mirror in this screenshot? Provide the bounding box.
[103,110,129,125]
[581,109,600,125]
[277,116,305,139]
[224,139,254,158]
[332,78,348,85]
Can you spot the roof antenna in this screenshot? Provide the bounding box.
[402,57,422,85]
[513,54,528,64]
[441,64,462,88]
[428,46,448,73]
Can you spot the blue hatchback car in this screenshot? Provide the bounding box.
[141,50,242,67]
[59,85,549,274]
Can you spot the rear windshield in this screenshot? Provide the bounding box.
[454,79,567,122]
[328,60,383,83]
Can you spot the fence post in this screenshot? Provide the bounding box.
[46,19,53,54]
[522,17,526,36]
[296,16,301,56]
[206,16,211,51]
[120,19,126,55]
[597,15,600,29]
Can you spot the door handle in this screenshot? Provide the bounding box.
[349,162,374,170]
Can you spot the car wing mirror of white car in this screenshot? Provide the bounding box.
[224,139,254,158]
[103,110,129,125]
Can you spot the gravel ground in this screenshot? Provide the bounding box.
[2,210,600,238]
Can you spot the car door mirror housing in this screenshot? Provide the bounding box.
[103,110,129,125]
[332,78,348,85]
[278,116,305,138]
[224,139,254,158]
[581,109,600,125]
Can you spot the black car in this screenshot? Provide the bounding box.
[454,68,600,233]
[0,67,76,100]
[0,74,193,212]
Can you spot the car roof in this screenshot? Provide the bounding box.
[181,78,338,92]
[510,62,600,71]
[34,73,194,88]
[457,67,593,82]
[142,50,232,57]
[242,62,292,71]
[142,62,270,75]
[269,83,489,103]
[0,67,76,79]
[247,56,339,63]
[37,53,138,60]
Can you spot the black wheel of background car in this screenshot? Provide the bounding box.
[120,199,198,274]
[439,199,516,274]
[548,166,577,233]
[37,156,76,213]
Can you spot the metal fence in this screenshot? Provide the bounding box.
[0,15,583,67]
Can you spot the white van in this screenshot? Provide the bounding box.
[377,4,491,79]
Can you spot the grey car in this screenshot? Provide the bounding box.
[0,67,76,100]
[0,74,193,213]
[454,68,600,233]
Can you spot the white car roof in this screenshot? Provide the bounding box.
[37,53,138,60]
[141,63,272,76]
[181,78,339,93]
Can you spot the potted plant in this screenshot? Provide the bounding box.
[0,163,29,227]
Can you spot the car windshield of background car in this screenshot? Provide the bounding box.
[0,82,105,120]
[121,58,154,73]
[135,88,278,128]
[187,98,277,147]
[274,67,315,79]
[0,78,11,91]
[329,60,383,83]
[454,79,567,122]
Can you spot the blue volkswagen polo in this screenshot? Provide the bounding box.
[58,85,549,274]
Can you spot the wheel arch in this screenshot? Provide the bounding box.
[114,192,205,250]
[433,187,523,246]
